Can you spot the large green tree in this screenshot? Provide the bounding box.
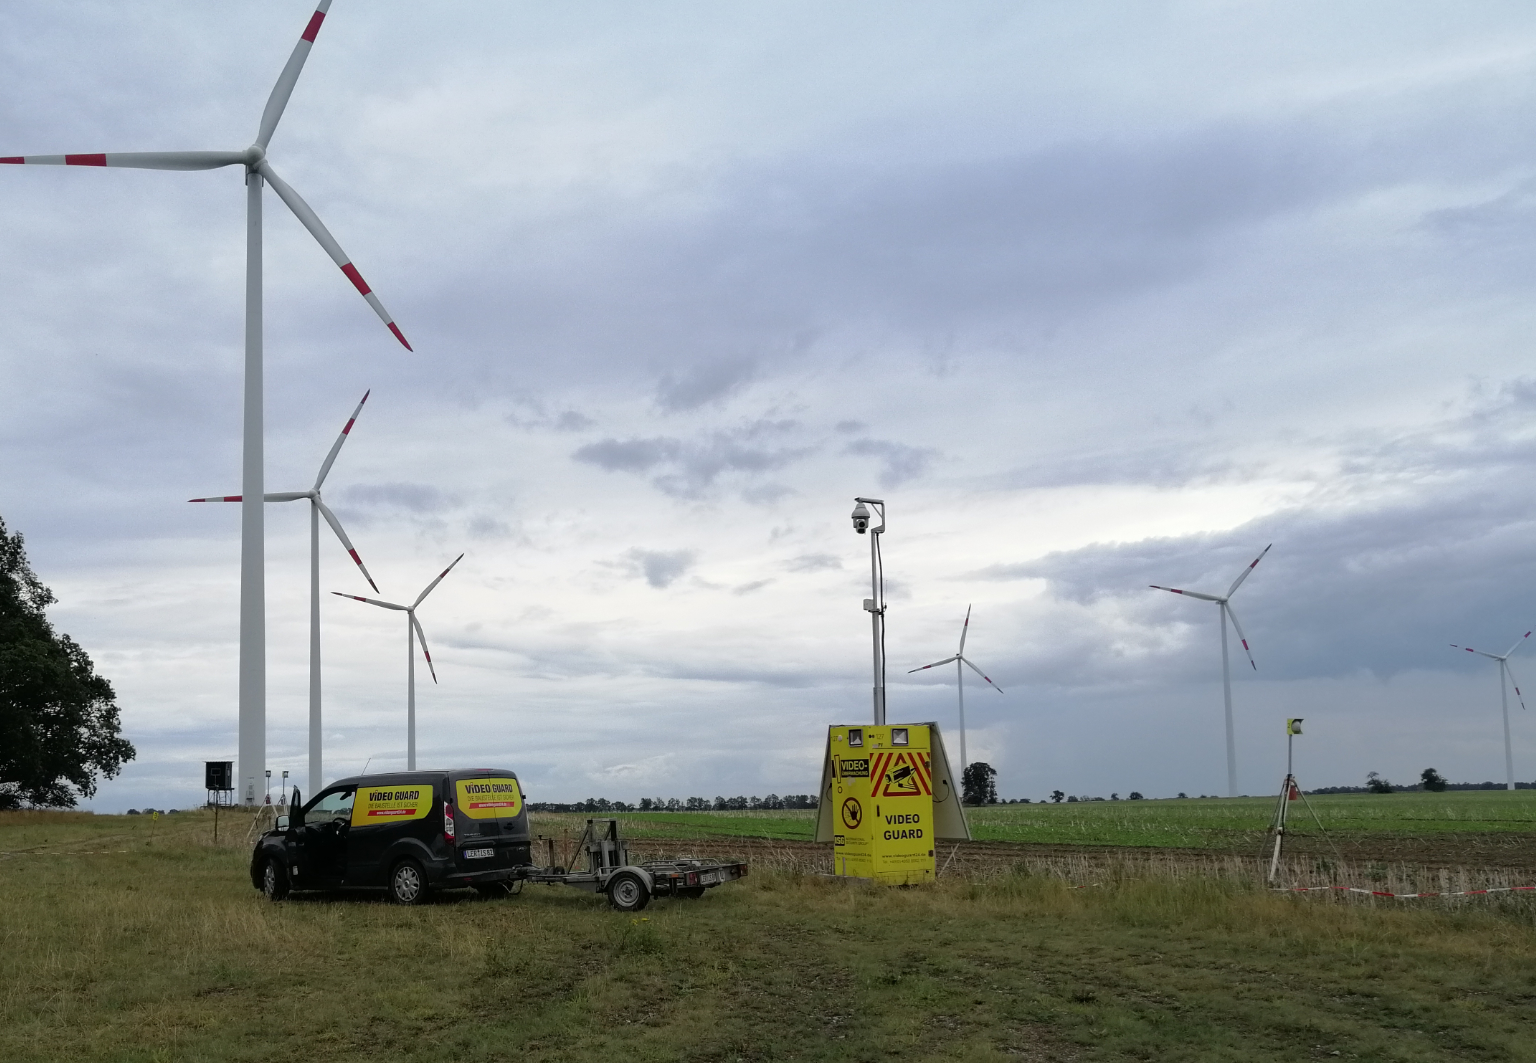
[0,518,133,808]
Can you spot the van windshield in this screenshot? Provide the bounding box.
[306,789,355,821]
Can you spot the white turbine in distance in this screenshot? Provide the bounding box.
[1450,630,1531,792]
[908,605,1003,779]
[3,1,413,805]
[190,391,378,796]
[1149,544,1271,799]
[334,555,464,772]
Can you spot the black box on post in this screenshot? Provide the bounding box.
[205,761,233,791]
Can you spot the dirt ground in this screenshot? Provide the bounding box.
[623,831,1536,879]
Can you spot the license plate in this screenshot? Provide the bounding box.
[462,848,495,860]
[700,870,719,884]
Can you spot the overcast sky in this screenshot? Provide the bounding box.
[5,1,1536,811]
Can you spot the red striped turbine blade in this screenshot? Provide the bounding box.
[0,151,248,170]
[258,162,412,350]
[411,614,438,684]
[256,1,333,148]
[188,495,242,502]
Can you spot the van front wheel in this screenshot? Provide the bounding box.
[607,871,650,912]
[388,859,429,905]
[262,858,290,901]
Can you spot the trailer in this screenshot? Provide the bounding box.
[521,818,748,911]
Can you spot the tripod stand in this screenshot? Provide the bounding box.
[1265,718,1339,883]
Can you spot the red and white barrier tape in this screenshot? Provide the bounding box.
[1277,885,1536,899]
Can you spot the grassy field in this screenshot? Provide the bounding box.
[7,809,1536,1061]
[575,791,1536,851]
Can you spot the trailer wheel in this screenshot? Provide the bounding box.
[607,871,650,912]
[388,859,429,905]
[261,858,290,902]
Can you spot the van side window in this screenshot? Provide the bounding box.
[306,789,355,821]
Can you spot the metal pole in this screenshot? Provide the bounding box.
[237,169,265,807]
[869,527,883,725]
[1220,603,1236,798]
[407,613,417,771]
[1502,660,1515,791]
[957,657,967,773]
[309,500,322,796]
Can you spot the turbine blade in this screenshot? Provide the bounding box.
[316,499,378,592]
[0,151,248,170]
[314,390,370,490]
[1507,660,1529,711]
[256,0,334,149]
[1505,631,1533,659]
[411,613,438,684]
[413,553,465,609]
[960,655,1004,693]
[958,604,972,654]
[1225,604,1257,670]
[907,656,959,673]
[331,592,405,611]
[264,491,310,502]
[1452,644,1502,661]
[1149,585,1222,602]
[257,161,412,350]
[187,495,242,502]
[1226,543,1272,598]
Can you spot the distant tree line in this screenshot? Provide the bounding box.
[526,794,818,813]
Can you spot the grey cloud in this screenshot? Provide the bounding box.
[555,410,596,431]
[574,420,814,499]
[732,579,773,596]
[342,482,449,513]
[787,553,842,573]
[834,420,867,434]
[573,438,679,473]
[1006,393,1536,687]
[844,438,938,488]
[741,483,795,504]
[629,549,697,589]
[656,359,756,412]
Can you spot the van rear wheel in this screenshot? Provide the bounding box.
[388,859,429,905]
[607,871,650,912]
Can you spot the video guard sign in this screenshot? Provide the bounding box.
[813,723,969,884]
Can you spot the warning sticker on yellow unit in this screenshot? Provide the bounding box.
[456,777,523,819]
[351,785,434,827]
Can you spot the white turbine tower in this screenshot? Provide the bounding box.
[334,555,464,771]
[190,391,379,796]
[908,605,1003,776]
[2,2,412,805]
[1150,544,1271,799]
[1450,631,1531,791]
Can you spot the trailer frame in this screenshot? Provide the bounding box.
[520,818,748,911]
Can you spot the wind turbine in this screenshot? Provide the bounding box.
[1150,544,1271,798]
[334,555,464,771]
[1450,631,1530,791]
[2,2,412,805]
[908,605,1003,777]
[190,391,379,796]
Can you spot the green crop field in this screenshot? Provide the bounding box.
[7,809,1536,1062]
[547,790,1536,852]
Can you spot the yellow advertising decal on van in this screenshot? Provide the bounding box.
[351,785,434,827]
[456,778,523,819]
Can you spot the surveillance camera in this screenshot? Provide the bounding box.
[851,501,871,534]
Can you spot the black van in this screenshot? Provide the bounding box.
[250,768,532,904]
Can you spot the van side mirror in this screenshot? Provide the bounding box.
[276,815,290,831]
